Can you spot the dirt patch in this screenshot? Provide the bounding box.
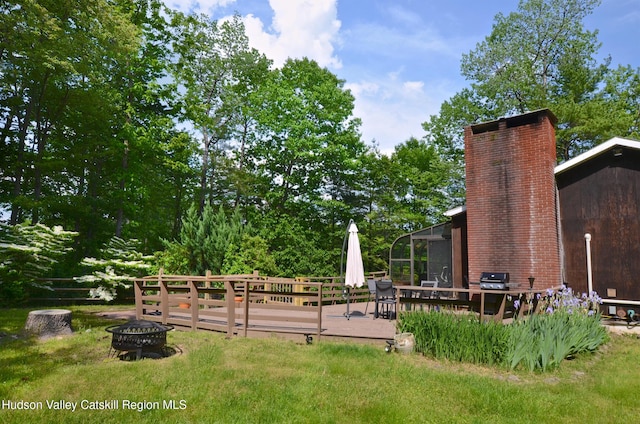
[96,310,136,321]
[604,321,640,336]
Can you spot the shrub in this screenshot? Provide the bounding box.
[75,237,154,301]
[221,235,280,276]
[0,221,77,303]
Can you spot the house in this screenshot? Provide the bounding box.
[391,109,640,315]
[555,137,640,315]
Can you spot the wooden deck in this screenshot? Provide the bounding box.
[124,272,557,345]
[98,301,397,344]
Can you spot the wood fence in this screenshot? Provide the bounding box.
[26,278,134,305]
[25,271,385,313]
[135,271,329,339]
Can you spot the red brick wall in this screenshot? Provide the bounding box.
[464,110,561,290]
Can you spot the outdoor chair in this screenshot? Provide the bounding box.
[363,279,377,316]
[420,280,438,299]
[374,279,396,319]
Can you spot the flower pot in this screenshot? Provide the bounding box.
[179,302,191,309]
[394,332,415,354]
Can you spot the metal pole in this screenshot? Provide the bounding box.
[585,233,593,294]
[341,219,354,319]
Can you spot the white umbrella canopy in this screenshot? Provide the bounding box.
[344,222,365,289]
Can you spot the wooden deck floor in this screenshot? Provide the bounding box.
[97,301,397,344]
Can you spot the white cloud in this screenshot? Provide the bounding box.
[167,0,235,14]
[386,5,423,26]
[243,0,342,69]
[619,9,640,23]
[346,75,453,156]
[344,22,458,60]
[403,81,425,96]
[165,0,342,69]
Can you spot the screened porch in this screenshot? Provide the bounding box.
[389,222,452,286]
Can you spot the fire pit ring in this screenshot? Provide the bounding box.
[105,320,173,360]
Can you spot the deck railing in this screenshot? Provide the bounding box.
[297,271,388,304]
[134,271,325,339]
[394,285,562,321]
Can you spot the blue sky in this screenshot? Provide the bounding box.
[165,0,640,155]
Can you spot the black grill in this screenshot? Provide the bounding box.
[105,320,173,360]
[479,272,510,290]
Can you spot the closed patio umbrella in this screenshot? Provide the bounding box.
[343,221,365,319]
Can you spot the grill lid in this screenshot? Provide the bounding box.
[479,272,509,283]
[479,272,509,289]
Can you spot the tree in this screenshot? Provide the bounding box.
[170,13,270,211]
[0,221,77,303]
[421,88,488,204]
[0,0,139,225]
[391,137,452,228]
[461,0,602,115]
[221,235,279,276]
[159,204,248,275]
[425,0,639,203]
[249,58,364,215]
[0,0,190,260]
[255,211,336,277]
[456,0,625,159]
[598,65,640,141]
[106,0,177,238]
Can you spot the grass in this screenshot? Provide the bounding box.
[1,306,640,423]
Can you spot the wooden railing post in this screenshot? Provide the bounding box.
[159,269,168,325]
[293,278,306,306]
[243,280,250,337]
[134,280,143,319]
[225,279,234,338]
[317,283,323,339]
[495,293,507,322]
[190,279,198,330]
[204,270,211,301]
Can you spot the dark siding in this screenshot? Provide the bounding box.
[451,213,468,289]
[557,147,640,300]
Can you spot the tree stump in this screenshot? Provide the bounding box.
[24,309,73,339]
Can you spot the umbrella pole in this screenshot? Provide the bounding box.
[341,219,354,320]
[345,287,351,320]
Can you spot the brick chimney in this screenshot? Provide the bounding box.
[464,109,561,290]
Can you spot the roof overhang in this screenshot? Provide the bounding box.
[444,205,466,217]
[554,137,640,175]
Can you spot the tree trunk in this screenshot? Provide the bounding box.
[10,102,33,225]
[24,309,73,339]
[115,139,129,237]
[199,131,210,214]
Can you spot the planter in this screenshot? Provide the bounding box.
[394,332,415,354]
[178,303,191,309]
[234,296,243,303]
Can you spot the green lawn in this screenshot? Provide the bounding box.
[1,306,639,423]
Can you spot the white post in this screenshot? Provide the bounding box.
[584,233,593,294]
